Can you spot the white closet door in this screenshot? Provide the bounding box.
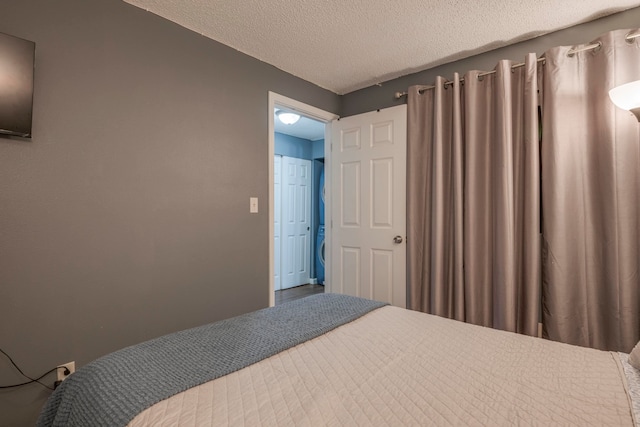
[274,155,283,291]
[281,156,312,289]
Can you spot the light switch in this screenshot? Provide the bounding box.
[250,197,258,213]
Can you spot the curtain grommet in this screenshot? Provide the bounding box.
[625,31,638,44]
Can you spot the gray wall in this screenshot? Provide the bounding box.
[0,0,339,425]
[342,6,640,116]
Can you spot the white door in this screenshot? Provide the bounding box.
[330,105,407,307]
[281,156,312,289]
[274,155,282,291]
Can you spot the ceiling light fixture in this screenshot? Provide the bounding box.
[609,80,640,122]
[276,110,301,125]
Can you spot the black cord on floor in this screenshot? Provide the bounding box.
[0,348,56,391]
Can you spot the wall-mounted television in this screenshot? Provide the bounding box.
[0,32,35,138]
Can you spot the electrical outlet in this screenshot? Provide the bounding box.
[57,361,75,382]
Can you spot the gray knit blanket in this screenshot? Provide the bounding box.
[37,293,386,427]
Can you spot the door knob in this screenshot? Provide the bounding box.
[393,235,403,244]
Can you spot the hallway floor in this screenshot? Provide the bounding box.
[275,284,324,305]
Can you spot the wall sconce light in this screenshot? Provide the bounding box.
[609,80,640,122]
[276,110,301,125]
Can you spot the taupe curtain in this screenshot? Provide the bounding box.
[542,29,640,352]
[407,53,541,336]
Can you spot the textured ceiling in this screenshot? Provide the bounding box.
[123,0,640,94]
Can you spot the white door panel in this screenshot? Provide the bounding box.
[281,156,312,289]
[274,155,282,291]
[330,105,407,307]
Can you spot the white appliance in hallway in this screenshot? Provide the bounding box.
[316,166,325,284]
[274,155,312,290]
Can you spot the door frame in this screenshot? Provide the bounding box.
[268,92,338,306]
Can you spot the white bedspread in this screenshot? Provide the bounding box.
[130,305,635,426]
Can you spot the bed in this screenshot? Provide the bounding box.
[37,293,640,426]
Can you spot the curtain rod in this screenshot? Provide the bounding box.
[394,30,640,99]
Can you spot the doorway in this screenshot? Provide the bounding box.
[268,92,338,306]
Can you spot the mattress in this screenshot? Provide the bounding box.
[38,294,384,426]
[130,305,636,426]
